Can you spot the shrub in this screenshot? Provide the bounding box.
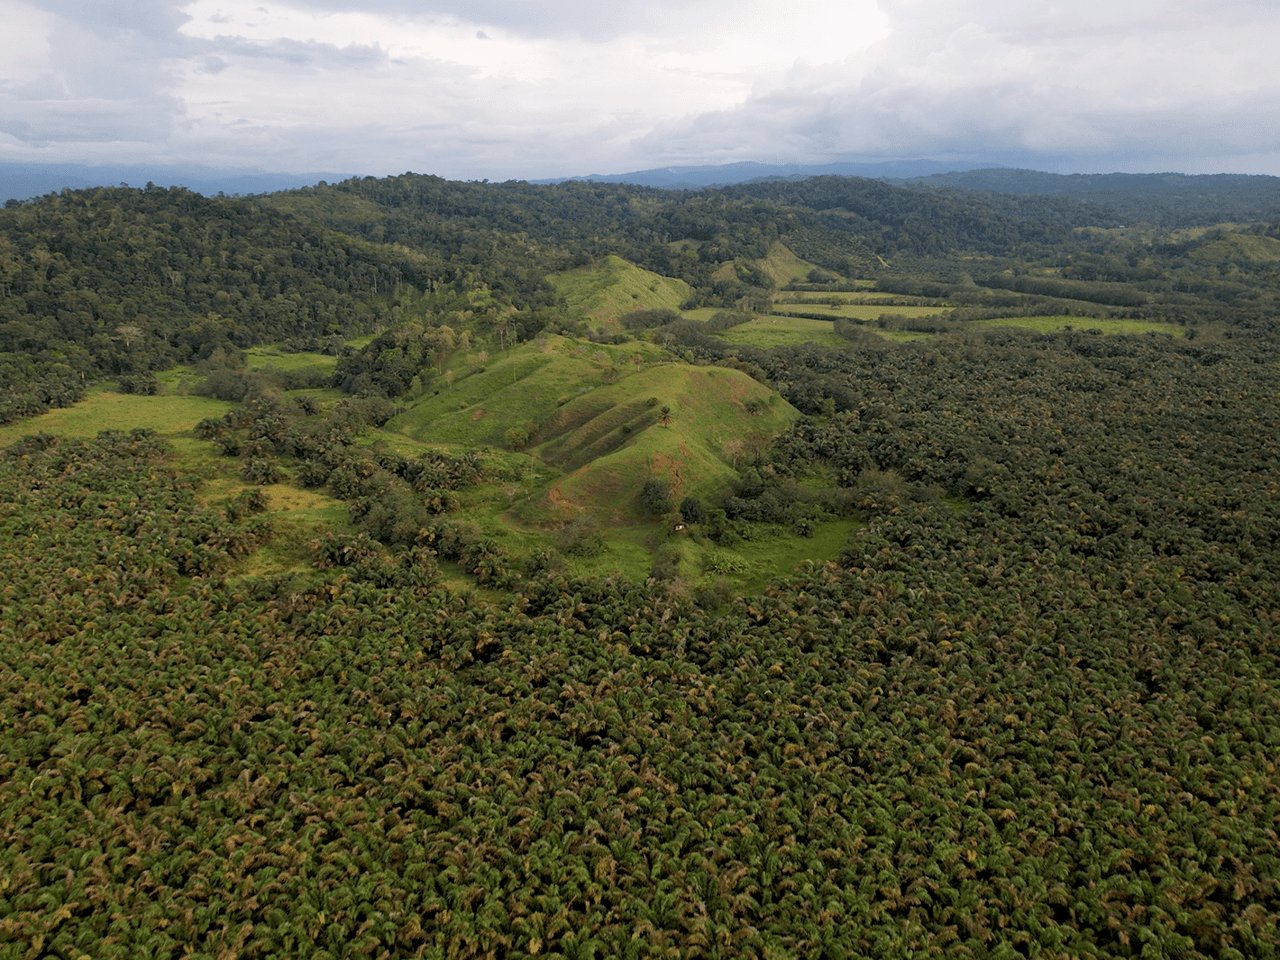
[640,478,672,516]
[556,515,604,557]
[679,496,706,525]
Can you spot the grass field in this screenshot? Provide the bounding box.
[777,289,931,305]
[0,386,234,456]
[392,335,674,448]
[244,346,341,373]
[968,316,1184,336]
[681,307,736,323]
[746,242,830,287]
[731,520,853,593]
[548,255,691,329]
[523,362,799,524]
[718,316,849,348]
[773,301,953,321]
[557,518,853,595]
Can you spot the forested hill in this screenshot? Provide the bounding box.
[2,171,1070,418]
[890,168,1280,228]
[5,169,1280,426]
[0,184,438,421]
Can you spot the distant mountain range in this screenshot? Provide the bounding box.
[0,162,355,203]
[5,159,1279,229]
[1,159,993,201]
[893,168,1280,227]
[532,159,1002,188]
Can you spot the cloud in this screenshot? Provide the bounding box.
[258,0,734,43]
[0,0,1277,177]
[645,0,1280,173]
[0,1,186,151]
[209,37,391,72]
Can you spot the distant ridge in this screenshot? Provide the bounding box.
[890,167,1280,195]
[533,159,1004,189]
[0,162,354,203]
[891,168,1280,227]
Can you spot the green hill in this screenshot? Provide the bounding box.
[388,334,670,448]
[388,334,798,526]
[533,363,798,524]
[1188,231,1280,264]
[547,255,692,330]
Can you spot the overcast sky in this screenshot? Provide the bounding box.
[2,0,1278,181]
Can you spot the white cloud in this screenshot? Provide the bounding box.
[648,0,1280,173]
[0,1,57,83]
[0,0,1278,177]
[164,0,890,176]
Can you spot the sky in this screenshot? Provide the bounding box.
[1,0,1279,183]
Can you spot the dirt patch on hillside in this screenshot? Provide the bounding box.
[650,451,685,498]
[471,408,486,420]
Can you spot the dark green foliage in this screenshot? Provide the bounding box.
[0,184,412,398]
[639,477,672,515]
[678,495,705,525]
[555,514,605,557]
[5,171,1280,959]
[116,372,158,395]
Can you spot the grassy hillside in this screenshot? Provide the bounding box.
[390,335,671,447]
[1188,231,1280,264]
[390,333,798,527]
[530,363,798,524]
[547,255,692,329]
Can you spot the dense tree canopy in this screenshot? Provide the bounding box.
[3,170,1280,957]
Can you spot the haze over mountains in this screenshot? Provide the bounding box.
[0,162,355,205]
[530,160,1004,189]
[2,158,994,202]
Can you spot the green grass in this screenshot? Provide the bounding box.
[1188,233,1280,264]
[392,338,622,447]
[564,524,662,583]
[547,255,692,330]
[244,346,341,373]
[968,316,1184,336]
[755,242,828,287]
[0,386,234,451]
[773,301,952,321]
[556,519,855,595]
[681,307,735,323]
[776,290,930,306]
[525,363,799,525]
[727,520,854,593]
[718,316,849,348]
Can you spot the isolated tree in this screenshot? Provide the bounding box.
[115,323,143,348]
[679,496,706,525]
[640,478,672,516]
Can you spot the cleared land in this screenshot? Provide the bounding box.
[0,388,234,469]
[773,300,952,322]
[547,255,691,329]
[718,316,849,348]
[968,316,1184,336]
